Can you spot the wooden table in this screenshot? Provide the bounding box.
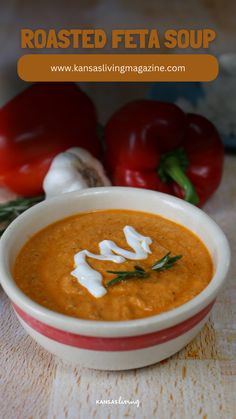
[0,155,235,419]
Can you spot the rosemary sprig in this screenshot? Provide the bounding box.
[0,196,44,236]
[106,265,149,288]
[152,252,182,271]
[106,252,182,289]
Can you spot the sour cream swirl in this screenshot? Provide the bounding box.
[71,226,152,298]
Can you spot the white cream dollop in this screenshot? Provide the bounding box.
[71,226,152,298]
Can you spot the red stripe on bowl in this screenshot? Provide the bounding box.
[12,302,214,351]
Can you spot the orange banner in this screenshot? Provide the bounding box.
[18,54,218,82]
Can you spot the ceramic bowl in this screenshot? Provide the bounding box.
[0,187,230,370]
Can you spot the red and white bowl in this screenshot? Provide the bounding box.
[0,187,230,370]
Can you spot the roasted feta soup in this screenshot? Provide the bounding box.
[14,209,213,321]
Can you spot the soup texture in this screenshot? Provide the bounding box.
[14,210,213,321]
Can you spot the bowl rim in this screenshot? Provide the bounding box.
[0,187,231,336]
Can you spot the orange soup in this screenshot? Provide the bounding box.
[14,210,213,321]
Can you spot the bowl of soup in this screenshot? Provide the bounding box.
[0,187,230,370]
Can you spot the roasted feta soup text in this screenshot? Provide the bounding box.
[14,210,213,321]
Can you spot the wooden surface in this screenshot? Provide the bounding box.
[0,155,235,419]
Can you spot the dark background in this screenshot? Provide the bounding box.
[0,0,235,122]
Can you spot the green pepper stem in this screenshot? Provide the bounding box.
[160,154,199,205]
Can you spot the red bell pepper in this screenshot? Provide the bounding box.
[105,100,224,206]
[0,83,100,196]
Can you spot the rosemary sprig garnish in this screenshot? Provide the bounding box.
[152,252,182,271]
[0,196,44,236]
[106,265,149,288]
[106,252,182,289]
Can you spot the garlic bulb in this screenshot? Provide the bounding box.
[43,147,111,199]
